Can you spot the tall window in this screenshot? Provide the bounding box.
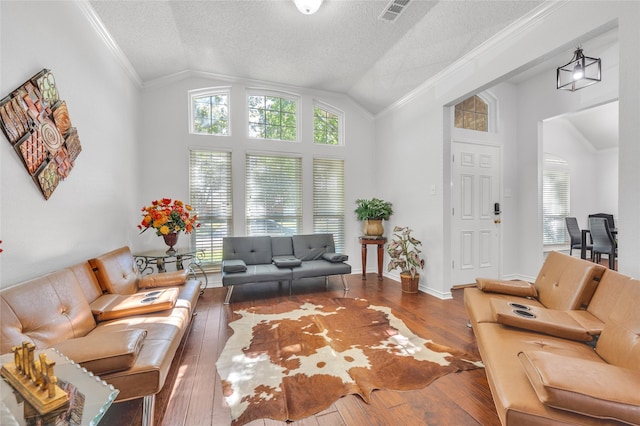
[543,154,570,245]
[314,103,343,145]
[245,153,302,236]
[313,158,345,251]
[454,95,488,132]
[247,92,298,141]
[189,150,232,267]
[190,88,230,136]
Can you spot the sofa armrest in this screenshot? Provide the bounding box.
[476,278,538,298]
[138,269,188,288]
[491,299,598,342]
[52,329,147,375]
[518,351,640,425]
[222,259,248,273]
[321,252,349,262]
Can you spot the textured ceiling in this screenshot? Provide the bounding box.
[88,0,543,114]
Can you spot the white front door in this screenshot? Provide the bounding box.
[451,142,501,285]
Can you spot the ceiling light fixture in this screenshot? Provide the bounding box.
[557,47,601,92]
[293,0,323,15]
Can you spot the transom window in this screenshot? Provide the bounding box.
[190,88,230,136]
[248,92,298,141]
[314,103,343,145]
[454,95,488,132]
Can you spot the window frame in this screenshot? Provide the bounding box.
[246,89,300,142]
[189,87,231,136]
[313,101,344,146]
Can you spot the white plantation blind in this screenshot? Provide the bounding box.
[313,158,345,252]
[245,153,302,236]
[189,150,232,266]
[543,168,570,245]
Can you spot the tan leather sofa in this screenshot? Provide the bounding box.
[465,251,640,425]
[1,246,201,426]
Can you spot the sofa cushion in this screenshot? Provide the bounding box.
[0,269,96,354]
[90,288,179,322]
[139,269,188,288]
[221,264,292,286]
[321,252,349,263]
[534,251,606,310]
[271,236,294,257]
[222,259,248,273]
[223,236,273,265]
[518,351,640,425]
[89,246,140,294]
[476,278,537,297]
[290,259,351,280]
[53,329,147,375]
[292,234,335,261]
[272,256,302,268]
[595,277,640,370]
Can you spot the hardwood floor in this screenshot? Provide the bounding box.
[99,274,500,426]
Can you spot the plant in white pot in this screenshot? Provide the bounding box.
[387,226,425,293]
[354,198,393,236]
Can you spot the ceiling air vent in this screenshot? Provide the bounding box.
[378,0,411,22]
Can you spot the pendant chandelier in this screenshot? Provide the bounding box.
[557,47,601,92]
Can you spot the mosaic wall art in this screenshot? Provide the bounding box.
[0,69,82,200]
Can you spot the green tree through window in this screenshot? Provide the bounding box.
[192,90,229,135]
[314,106,341,145]
[248,94,297,141]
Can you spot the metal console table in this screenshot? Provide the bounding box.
[133,249,208,291]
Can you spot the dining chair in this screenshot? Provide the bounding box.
[588,213,615,230]
[565,217,592,259]
[589,217,617,270]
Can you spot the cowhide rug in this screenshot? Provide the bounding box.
[216,297,483,425]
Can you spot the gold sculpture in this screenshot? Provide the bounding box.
[1,342,69,413]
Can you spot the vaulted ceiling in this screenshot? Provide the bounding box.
[88,0,543,114]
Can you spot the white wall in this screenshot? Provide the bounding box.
[543,118,597,230]
[595,148,619,217]
[376,1,640,296]
[136,75,376,277]
[543,117,619,231]
[0,1,140,287]
[515,37,619,275]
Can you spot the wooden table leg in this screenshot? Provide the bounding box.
[376,242,384,280]
[361,243,367,279]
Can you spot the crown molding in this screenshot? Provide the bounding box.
[75,0,142,88]
[376,1,569,118]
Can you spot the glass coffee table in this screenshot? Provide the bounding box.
[1,348,119,426]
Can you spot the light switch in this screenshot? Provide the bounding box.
[430,184,436,195]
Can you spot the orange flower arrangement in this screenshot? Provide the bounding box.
[138,198,199,236]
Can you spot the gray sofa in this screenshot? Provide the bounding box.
[221,234,351,303]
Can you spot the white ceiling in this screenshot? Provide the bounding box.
[88,0,544,114]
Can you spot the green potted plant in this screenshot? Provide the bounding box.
[355,198,393,236]
[387,226,425,293]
